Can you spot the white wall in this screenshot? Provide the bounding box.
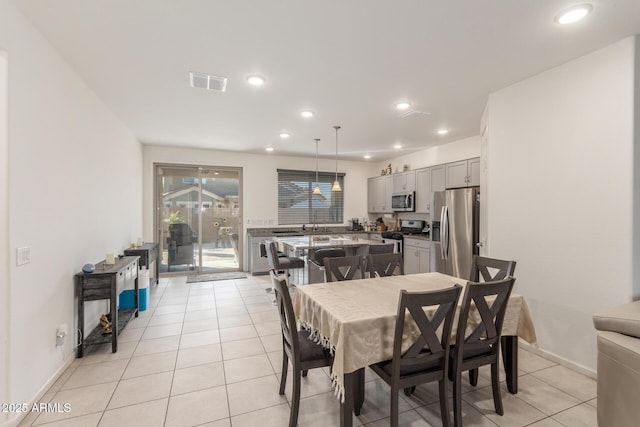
[485,37,637,371]
[375,135,480,173]
[143,145,371,271]
[0,0,143,418]
[0,49,9,426]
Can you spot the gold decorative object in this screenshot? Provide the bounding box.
[100,314,112,335]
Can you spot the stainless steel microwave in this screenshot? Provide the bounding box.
[391,192,415,212]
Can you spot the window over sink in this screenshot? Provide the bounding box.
[277,169,345,225]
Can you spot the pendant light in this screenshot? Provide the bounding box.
[313,139,321,195]
[332,125,342,192]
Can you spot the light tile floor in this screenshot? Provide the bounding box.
[19,275,598,427]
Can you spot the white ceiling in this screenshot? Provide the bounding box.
[13,0,640,161]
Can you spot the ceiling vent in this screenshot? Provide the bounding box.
[189,71,228,92]
[399,109,430,120]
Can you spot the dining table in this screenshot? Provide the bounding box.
[292,272,537,427]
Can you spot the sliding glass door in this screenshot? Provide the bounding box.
[155,164,242,275]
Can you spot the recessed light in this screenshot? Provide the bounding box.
[246,75,266,86]
[393,143,403,149]
[395,102,411,110]
[437,129,449,135]
[301,111,314,118]
[279,132,290,139]
[364,155,371,159]
[556,4,592,24]
[265,147,274,152]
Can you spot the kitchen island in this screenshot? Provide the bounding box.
[275,235,387,284]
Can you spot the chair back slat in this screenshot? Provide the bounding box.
[324,256,364,282]
[367,253,404,278]
[470,255,516,282]
[392,285,462,376]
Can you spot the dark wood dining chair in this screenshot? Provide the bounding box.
[469,255,516,282]
[467,255,516,386]
[324,255,365,282]
[270,271,333,427]
[370,285,462,427]
[450,278,516,427]
[367,252,404,278]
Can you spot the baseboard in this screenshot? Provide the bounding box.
[519,340,597,379]
[5,357,76,427]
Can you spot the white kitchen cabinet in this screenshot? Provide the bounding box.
[367,175,393,212]
[392,170,415,193]
[431,165,445,192]
[403,237,431,274]
[445,157,480,189]
[415,168,431,213]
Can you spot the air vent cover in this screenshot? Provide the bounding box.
[399,109,430,120]
[189,71,228,92]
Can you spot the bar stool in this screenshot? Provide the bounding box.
[265,240,306,286]
[308,248,346,284]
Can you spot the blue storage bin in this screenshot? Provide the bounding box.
[119,288,149,311]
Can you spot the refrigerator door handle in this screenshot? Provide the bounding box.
[440,205,449,260]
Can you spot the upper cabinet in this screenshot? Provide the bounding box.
[367,175,393,213]
[415,166,445,213]
[392,170,415,193]
[445,157,480,188]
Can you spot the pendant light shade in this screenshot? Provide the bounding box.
[332,125,342,192]
[313,138,321,195]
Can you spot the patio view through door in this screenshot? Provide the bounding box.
[156,164,242,275]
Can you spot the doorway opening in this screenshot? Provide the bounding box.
[155,164,242,275]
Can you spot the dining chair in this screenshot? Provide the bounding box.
[450,277,516,426]
[370,285,462,427]
[469,255,516,282]
[367,252,404,278]
[270,271,333,427]
[324,255,365,282]
[466,255,516,386]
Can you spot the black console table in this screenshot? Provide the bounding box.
[75,256,139,358]
[124,242,159,285]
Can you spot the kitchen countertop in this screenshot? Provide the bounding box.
[247,227,375,238]
[275,235,384,250]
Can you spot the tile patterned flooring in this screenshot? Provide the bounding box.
[18,275,598,426]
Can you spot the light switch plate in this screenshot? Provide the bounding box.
[16,247,30,266]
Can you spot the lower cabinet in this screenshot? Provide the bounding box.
[249,236,270,275]
[403,238,431,274]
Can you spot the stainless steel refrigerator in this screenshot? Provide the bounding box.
[433,187,480,279]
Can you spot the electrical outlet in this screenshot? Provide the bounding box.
[16,247,31,266]
[56,324,68,347]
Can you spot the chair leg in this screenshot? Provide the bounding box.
[453,368,463,427]
[390,386,399,427]
[279,353,288,395]
[469,368,478,386]
[491,362,504,416]
[439,378,452,427]
[290,368,302,427]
